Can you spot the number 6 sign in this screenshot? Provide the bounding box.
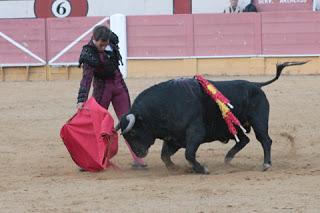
[34,0,88,18]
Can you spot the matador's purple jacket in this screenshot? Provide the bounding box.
[77,40,130,119]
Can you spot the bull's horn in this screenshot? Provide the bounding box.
[122,114,136,134]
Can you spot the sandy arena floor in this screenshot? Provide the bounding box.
[0,75,319,213]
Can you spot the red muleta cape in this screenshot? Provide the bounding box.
[60,97,118,172]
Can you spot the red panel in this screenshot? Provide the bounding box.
[261,12,320,54]
[127,14,194,57]
[34,0,88,18]
[0,19,46,65]
[193,13,262,56]
[253,0,313,12]
[2,11,320,66]
[46,16,109,64]
[174,0,192,14]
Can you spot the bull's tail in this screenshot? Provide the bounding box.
[255,61,308,87]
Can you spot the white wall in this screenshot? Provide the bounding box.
[0,0,173,18]
[0,0,35,18]
[87,0,173,16]
[192,0,251,14]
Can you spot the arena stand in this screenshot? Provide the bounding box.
[0,11,320,81]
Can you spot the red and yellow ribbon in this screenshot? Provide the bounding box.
[195,75,246,142]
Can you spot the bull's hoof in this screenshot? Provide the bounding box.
[131,161,148,170]
[263,163,272,171]
[166,164,180,171]
[193,165,210,175]
[224,157,233,165]
[203,166,210,175]
[79,168,87,172]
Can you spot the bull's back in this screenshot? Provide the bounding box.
[132,78,264,142]
[132,78,204,116]
[131,79,205,138]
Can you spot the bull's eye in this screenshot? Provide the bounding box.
[125,131,135,139]
[129,130,136,136]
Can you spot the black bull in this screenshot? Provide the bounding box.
[117,62,306,174]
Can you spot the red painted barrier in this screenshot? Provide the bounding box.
[193,13,262,56]
[1,11,320,67]
[127,12,320,57]
[0,19,46,66]
[46,16,109,65]
[261,11,320,55]
[127,14,194,57]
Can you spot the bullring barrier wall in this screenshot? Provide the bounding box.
[0,12,320,81]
